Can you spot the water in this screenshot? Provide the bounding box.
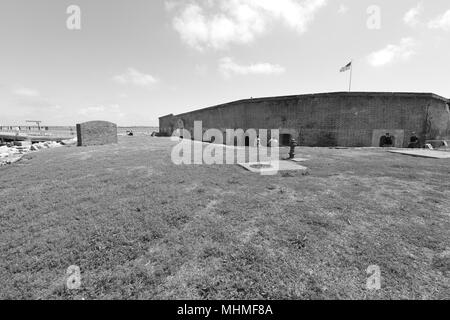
[0,126,159,138]
[118,127,159,136]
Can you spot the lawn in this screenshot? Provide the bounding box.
[0,136,449,300]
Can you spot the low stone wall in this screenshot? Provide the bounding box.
[76,121,118,147]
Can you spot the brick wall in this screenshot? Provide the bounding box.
[159,92,450,147]
[77,121,118,147]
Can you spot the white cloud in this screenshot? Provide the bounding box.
[428,10,450,31]
[167,0,327,50]
[367,38,418,67]
[219,57,285,78]
[13,87,40,97]
[79,104,125,118]
[113,68,158,87]
[403,3,423,27]
[164,1,180,11]
[338,4,349,15]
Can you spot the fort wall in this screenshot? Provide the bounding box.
[160,92,450,147]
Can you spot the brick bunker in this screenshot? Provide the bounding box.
[159,92,450,148]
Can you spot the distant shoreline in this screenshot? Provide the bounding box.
[0,126,159,129]
[1,126,160,143]
[0,126,159,134]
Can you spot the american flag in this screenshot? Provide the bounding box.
[340,61,352,72]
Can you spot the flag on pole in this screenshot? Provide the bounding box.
[340,61,352,73]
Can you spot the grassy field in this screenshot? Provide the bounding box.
[0,136,449,300]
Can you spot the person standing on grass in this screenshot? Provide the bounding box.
[254,136,262,148]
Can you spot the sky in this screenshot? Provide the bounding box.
[0,0,449,126]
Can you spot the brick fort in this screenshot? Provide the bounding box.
[159,92,450,148]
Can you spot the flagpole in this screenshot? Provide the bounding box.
[349,59,353,92]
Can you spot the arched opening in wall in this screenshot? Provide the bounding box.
[280,134,292,146]
[245,136,250,147]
